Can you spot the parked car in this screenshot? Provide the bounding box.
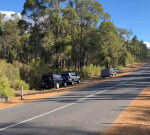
[101,68,117,78]
[41,74,67,89]
[61,72,80,85]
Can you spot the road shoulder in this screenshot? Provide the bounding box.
[103,83,150,135]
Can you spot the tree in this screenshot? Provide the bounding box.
[20,0,148,71]
[0,20,21,63]
[0,13,4,37]
[63,0,110,69]
[128,36,148,61]
[98,21,125,67]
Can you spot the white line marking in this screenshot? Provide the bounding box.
[0,76,136,131]
[0,90,107,131]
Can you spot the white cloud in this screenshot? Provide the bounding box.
[0,11,22,21]
[144,42,150,49]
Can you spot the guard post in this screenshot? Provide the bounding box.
[21,86,23,100]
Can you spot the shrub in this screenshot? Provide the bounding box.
[13,61,36,89]
[126,52,135,65]
[79,64,104,79]
[13,60,51,89]
[14,79,29,90]
[0,76,14,97]
[79,66,90,79]
[0,60,20,81]
[0,60,29,91]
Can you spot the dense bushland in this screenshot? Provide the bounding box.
[0,0,149,96]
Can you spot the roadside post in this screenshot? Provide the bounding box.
[21,86,23,100]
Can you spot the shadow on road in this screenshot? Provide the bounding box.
[0,123,101,135]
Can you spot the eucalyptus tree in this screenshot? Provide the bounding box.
[98,21,124,67]
[0,13,4,59]
[63,0,110,69]
[129,36,148,61]
[0,20,21,63]
[22,0,68,68]
[22,0,110,69]
[22,0,148,70]
[0,13,4,36]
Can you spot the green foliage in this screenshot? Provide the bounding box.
[126,52,135,65]
[0,13,4,37]
[80,64,104,79]
[79,67,89,79]
[56,67,75,74]
[127,36,148,62]
[98,21,124,67]
[0,20,21,63]
[0,60,29,91]
[13,59,52,89]
[14,80,29,90]
[0,76,14,97]
[0,0,148,90]
[13,61,35,89]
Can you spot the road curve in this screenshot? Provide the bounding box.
[0,63,150,135]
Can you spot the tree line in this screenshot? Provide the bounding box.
[0,0,148,76]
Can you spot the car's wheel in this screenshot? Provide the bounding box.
[56,83,60,89]
[63,82,67,87]
[77,80,80,84]
[71,80,75,85]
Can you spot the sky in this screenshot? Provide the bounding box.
[0,0,150,47]
[99,0,150,45]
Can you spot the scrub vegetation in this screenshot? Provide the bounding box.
[0,0,149,96]
[0,60,29,97]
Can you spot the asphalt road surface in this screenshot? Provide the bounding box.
[0,63,150,135]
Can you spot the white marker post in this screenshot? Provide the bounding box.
[21,86,23,100]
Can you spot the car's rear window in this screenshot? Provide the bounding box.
[54,74,62,79]
[61,74,69,77]
[42,75,53,81]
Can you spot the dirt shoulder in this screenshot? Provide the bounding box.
[0,62,146,110]
[102,84,150,135]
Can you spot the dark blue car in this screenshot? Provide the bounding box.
[41,74,67,89]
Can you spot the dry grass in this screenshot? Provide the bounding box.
[103,85,150,135]
[0,62,146,110]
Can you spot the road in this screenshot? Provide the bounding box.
[0,63,150,135]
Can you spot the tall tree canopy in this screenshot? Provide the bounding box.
[0,0,148,72]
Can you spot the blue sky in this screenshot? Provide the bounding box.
[0,0,150,43]
[99,0,150,43]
